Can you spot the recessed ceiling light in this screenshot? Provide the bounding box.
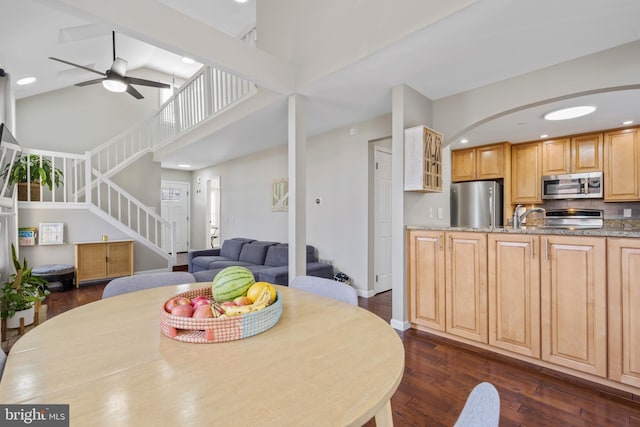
[623,120,634,125]
[17,77,36,85]
[460,139,469,144]
[540,134,549,138]
[178,164,191,168]
[234,0,249,3]
[181,57,195,64]
[544,106,596,121]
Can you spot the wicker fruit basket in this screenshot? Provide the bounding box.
[160,286,282,343]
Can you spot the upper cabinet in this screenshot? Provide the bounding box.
[511,142,542,203]
[404,125,443,192]
[572,133,603,173]
[604,128,640,201]
[451,142,510,182]
[541,133,603,176]
[541,138,571,176]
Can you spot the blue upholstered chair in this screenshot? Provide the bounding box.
[102,272,196,299]
[0,348,6,379]
[290,275,358,306]
[454,382,500,427]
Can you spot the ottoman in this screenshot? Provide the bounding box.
[32,264,75,292]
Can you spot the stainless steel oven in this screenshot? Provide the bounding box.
[542,172,603,200]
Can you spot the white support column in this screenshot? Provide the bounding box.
[390,85,410,331]
[288,94,307,282]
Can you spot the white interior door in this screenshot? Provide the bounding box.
[161,181,190,253]
[207,177,221,248]
[374,146,392,294]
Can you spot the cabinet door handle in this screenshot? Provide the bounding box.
[437,235,442,251]
[530,237,534,259]
[544,237,549,260]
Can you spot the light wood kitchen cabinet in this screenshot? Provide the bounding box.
[511,141,542,203]
[607,238,640,388]
[445,232,488,343]
[572,133,603,172]
[604,128,640,201]
[541,134,603,175]
[404,125,443,192]
[541,138,571,176]
[487,234,540,358]
[75,240,134,286]
[540,235,607,377]
[407,230,445,331]
[451,142,509,182]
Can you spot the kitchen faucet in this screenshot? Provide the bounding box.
[512,204,545,229]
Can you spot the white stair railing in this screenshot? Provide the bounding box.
[90,65,257,179]
[91,169,174,259]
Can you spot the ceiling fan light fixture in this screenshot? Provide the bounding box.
[102,78,127,93]
[544,106,596,121]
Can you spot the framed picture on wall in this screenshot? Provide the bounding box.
[39,222,64,245]
[272,178,289,212]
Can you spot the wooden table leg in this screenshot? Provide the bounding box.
[1,318,5,343]
[374,400,393,427]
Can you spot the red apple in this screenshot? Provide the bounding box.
[192,299,211,309]
[192,305,214,318]
[190,295,208,306]
[165,296,191,313]
[171,304,194,317]
[233,296,252,306]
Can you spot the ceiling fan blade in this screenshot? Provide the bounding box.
[126,84,144,99]
[126,76,170,89]
[110,58,127,77]
[75,78,105,87]
[49,57,106,77]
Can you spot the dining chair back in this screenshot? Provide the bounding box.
[290,275,358,306]
[102,272,196,299]
[0,348,6,379]
[454,382,500,427]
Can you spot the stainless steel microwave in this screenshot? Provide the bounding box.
[542,172,603,200]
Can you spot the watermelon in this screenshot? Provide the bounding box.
[212,266,255,302]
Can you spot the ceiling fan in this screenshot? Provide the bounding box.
[49,31,170,99]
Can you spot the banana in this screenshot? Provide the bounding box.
[223,287,273,316]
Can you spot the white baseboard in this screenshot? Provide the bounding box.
[390,318,411,331]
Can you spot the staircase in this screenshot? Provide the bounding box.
[14,64,257,267]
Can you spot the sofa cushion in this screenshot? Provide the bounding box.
[192,256,231,271]
[257,262,334,286]
[207,260,254,270]
[219,239,248,260]
[264,244,316,267]
[238,243,273,265]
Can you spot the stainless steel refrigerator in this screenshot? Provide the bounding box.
[450,181,503,228]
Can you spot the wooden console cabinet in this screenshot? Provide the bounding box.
[74,240,134,287]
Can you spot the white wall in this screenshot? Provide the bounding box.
[16,76,159,152]
[17,208,167,273]
[191,114,392,292]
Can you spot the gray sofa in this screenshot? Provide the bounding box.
[188,238,334,285]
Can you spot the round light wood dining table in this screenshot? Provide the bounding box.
[0,284,404,426]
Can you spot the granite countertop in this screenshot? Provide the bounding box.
[406,224,640,238]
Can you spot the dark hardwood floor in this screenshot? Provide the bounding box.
[40,283,640,426]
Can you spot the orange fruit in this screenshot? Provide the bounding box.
[247,281,276,303]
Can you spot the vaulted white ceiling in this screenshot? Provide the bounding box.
[2,0,640,169]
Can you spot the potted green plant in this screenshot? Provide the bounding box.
[1,244,49,327]
[0,154,63,201]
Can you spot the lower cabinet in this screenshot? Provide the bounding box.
[75,240,134,286]
[488,234,540,358]
[445,232,487,343]
[407,230,445,331]
[540,235,607,377]
[608,238,640,388]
